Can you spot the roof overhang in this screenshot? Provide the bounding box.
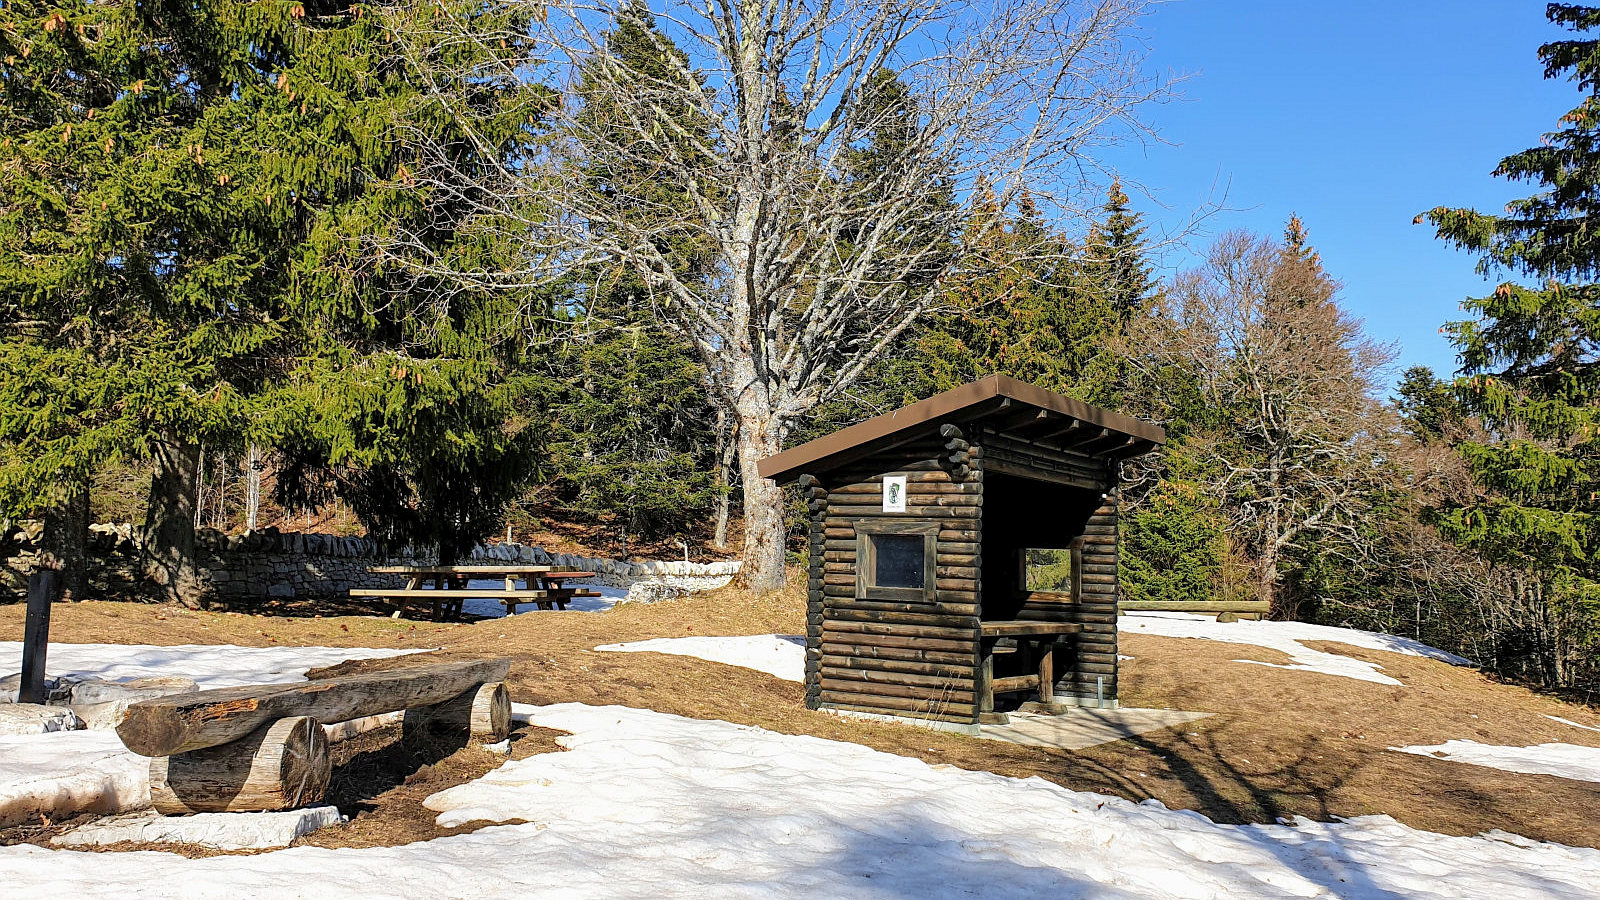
[758,375,1165,484]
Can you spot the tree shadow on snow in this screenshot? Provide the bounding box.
[1096,728,1584,899]
[816,809,1107,899]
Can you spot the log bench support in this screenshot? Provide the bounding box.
[152,715,332,815]
[125,660,513,816]
[402,681,511,746]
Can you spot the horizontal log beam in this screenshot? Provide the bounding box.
[989,674,1041,694]
[819,642,977,666]
[1118,600,1271,613]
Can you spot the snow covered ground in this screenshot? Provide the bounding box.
[0,642,418,691]
[0,644,419,827]
[1118,612,1471,686]
[459,580,627,618]
[595,634,805,681]
[0,729,148,826]
[2,702,1596,899]
[1392,740,1600,784]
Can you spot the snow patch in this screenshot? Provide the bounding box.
[52,806,342,851]
[0,643,419,691]
[0,729,149,827]
[2,703,1597,898]
[594,634,805,682]
[1546,715,1600,734]
[458,580,627,618]
[1391,740,1600,784]
[0,644,421,827]
[1119,612,1471,686]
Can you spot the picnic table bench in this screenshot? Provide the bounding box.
[350,565,604,621]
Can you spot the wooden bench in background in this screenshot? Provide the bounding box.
[116,658,513,814]
[1117,600,1270,622]
[350,565,603,620]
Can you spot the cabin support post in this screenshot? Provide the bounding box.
[978,651,995,718]
[1037,642,1055,705]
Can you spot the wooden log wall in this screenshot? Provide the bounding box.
[801,474,825,709]
[1062,493,1119,705]
[810,434,982,724]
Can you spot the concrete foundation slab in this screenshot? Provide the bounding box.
[51,806,343,851]
[977,707,1212,750]
[826,705,1211,750]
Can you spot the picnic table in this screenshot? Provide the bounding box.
[349,565,603,621]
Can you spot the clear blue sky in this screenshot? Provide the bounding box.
[1103,1,1574,392]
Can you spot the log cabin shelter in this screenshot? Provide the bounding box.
[757,375,1165,728]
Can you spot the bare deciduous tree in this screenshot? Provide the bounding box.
[389,0,1163,589]
[1125,229,1398,615]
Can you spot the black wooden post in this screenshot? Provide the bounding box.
[18,569,57,704]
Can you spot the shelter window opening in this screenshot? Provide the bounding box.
[855,520,939,602]
[1020,544,1080,601]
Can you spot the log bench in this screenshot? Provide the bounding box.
[116,658,513,815]
[1117,600,1271,622]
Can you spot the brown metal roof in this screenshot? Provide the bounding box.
[757,375,1165,483]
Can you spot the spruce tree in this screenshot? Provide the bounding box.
[1084,179,1158,321]
[532,0,720,547]
[0,0,547,595]
[1421,3,1600,684]
[898,183,1142,403]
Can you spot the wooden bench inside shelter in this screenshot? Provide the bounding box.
[977,620,1082,722]
[115,658,513,815]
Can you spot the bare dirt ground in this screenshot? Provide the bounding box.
[4,586,1599,850]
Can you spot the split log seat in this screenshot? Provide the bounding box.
[117,658,513,815]
[978,621,1081,723]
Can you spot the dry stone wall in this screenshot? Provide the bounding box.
[467,541,741,591]
[1,523,412,603]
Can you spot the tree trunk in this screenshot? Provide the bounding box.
[245,443,262,532]
[1258,541,1282,619]
[144,438,206,609]
[41,478,90,601]
[712,409,736,551]
[734,413,787,593]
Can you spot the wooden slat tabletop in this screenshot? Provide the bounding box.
[368,565,594,576]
